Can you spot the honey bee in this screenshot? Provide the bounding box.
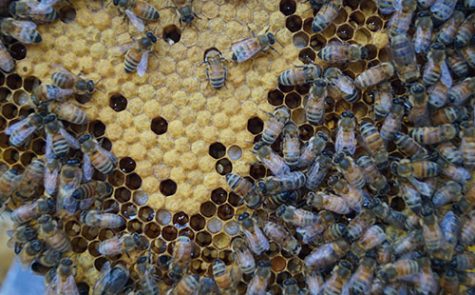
[55,258,79,294]
[333,152,365,189]
[355,62,395,89]
[80,209,125,229]
[335,111,356,156]
[448,77,475,106]
[322,260,353,295]
[461,211,475,246]
[455,13,475,48]
[203,48,227,89]
[268,190,300,207]
[8,224,37,246]
[357,156,388,193]
[377,258,420,283]
[9,0,58,23]
[51,67,97,97]
[37,248,61,268]
[328,176,363,212]
[387,0,417,35]
[212,259,241,291]
[359,121,389,168]
[261,106,290,144]
[19,239,44,265]
[345,257,376,294]
[297,210,335,245]
[439,210,460,259]
[71,181,113,207]
[306,269,324,295]
[415,257,439,294]
[169,235,193,279]
[393,132,428,161]
[98,232,148,257]
[414,12,433,54]
[0,168,20,201]
[364,198,407,230]
[449,251,475,271]
[324,67,359,104]
[263,221,301,255]
[283,278,303,295]
[296,131,328,169]
[419,206,444,254]
[169,274,200,295]
[225,173,261,209]
[276,205,319,227]
[0,40,14,73]
[238,213,269,255]
[437,10,465,45]
[6,112,44,147]
[307,191,351,215]
[231,26,276,63]
[246,260,271,295]
[318,42,368,63]
[398,180,422,214]
[0,18,41,43]
[231,238,256,275]
[171,0,198,26]
[197,277,220,295]
[430,0,457,22]
[440,269,459,294]
[56,159,82,215]
[122,31,157,77]
[439,159,472,184]
[93,262,129,295]
[369,82,392,119]
[305,79,327,125]
[257,171,306,195]
[407,83,430,127]
[305,153,332,191]
[436,142,463,166]
[432,106,462,126]
[311,0,342,32]
[79,134,117,179]
[447,52,469,78]
[390,34,419,84]
[44,156,60,196]
[11,197,55,225]
[460,45,475,69]
[44,114,80,159]
[15,158,44,200]
[422,43,446,86]
[304,239,349,270]
[32,84,74,104]
[428,80,449,108]
[323,223,348,243]
[392,159,441,178]
[37,214,71,253]
[461,125,475,169]
[377,241,394,264]
[351,225,387,258]
[278,62,322,86]
[134,255,159,295]
[459,272,475,288]
[113,0,159,32]
[410,124,457,145]
[282,122,300,168]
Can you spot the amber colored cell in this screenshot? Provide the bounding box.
[299,124,314,141]
[19,151,35,166]
[213,233,230,250]
[227,145,242,161]
[271,256,286,272]
[391,196,406,211]
[138,206,155,222]
[23,76,39,92]
[267,90,284,106]
[349,11,365,26]
[208,141,226,158]
[291,108,305,125]
[217,204,234,221]
[59,5,76,23]
[64,220,81,237]
[285,92,301,109]
[285,15,302,32]
[162,225,178,241]
[156,209,172,225]
[3,148,18,164]
[298,48,316,63]
[352,102,368,118]
[249,163,266,179]
[162,24,182,45]
[360,0,377,14]
[279,0,296,16]
[227,192,243,207]
[0,88,11,102]
[150,116,168,135]
[126,173,142,190]
[367,16,383,32]
[160,179,177,196]
[81,225,99,241]
[337,24,354,41]
[144,222,161,239]
[109,93,127,112]
[354,28,371,43]
[6,74,22,90]
[121,202,137,220]
[94,257,107,272]
[378,47,390,62]
[108,170,124,187]
[195,231,212,247]
[190,214,205,231]
[127,219,143,233]
[215,158,232,175]
[115,187,131,203]
[71,237,87,253]
[200,201,216,217]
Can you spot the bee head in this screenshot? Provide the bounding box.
[316,130,328,141]
[66,158,80,166]
[266,33,276,45]
[43,114,57,124]
[360,46,369,60]
[410,83,425,94]
[71,189,82,200]
[146,32,157,43]
[315,78,327,88]
[238,212,250,221]
[431,42,445,51]
[38,214,52,224]
[341,110,354,118]
[29,240,44,253]
[86,80,95,92]
[79,134,92,144]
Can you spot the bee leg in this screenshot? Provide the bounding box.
[246,24,256,38]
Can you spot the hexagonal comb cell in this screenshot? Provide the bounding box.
[109,93,127,112]
[159,179,177,196]
[162,25,182,45]
[208,142,226,159]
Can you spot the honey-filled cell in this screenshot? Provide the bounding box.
[138,206,155,222]
[162,225,178,241]
[211,188,228,205]
[144,222,161,239]
[200,201,217,218]
[125,173,142,190]
[6,74,22,90]
[127,219,143,233]
[81,225,99,241]
[115,187,131,203]
[279,0,296,16]
[119,157,136,173]
[196,231,212,247]
[71,237,88,253]
[284,92,302,109]
[2,103,17,119]
[267,90,284,106]
[190,214,206,231]
[207,217,223,234]
[108,170,125,186]
[271,256,286,272]
[217,204,234,221]
[292,32,309,49]
[285,15,303,32]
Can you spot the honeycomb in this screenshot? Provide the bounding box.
[0,0,474,293]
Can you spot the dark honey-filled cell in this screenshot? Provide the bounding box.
[178,227,194,239]
[127,219,143,233]
[299,124,314,141]
[390,196,406,211]
[378,47,390,62]
[81,225,99,241]
[3,148,18,164]
[285,92,301,109]
[115,187,131,203]
[89,120,106,137]
[109,93,127,112]
[196,231,212,247]
[285,15,302,32]
[217,204,234,220]
[364,44,378,60]
[71,237,87,253]
[59,5,76,23]
[0,133,9,148]
[94,257,107,272]
[138,206,155,222]
[267,89,284,106]
[190,214,206,231]
[119,157,136,173]
[298,48,316,63]
[279,0,296,16]
[162,225,178,241]
[6,74,22,90]
[200,201,217,217]
[354,28,371,44]
[249,163,267,179]
[125,173,142,190]
[23,76,39,92]
[337,24,354,41]
[162,24,182,45]
[293,32,309,49]
[108,170,125,186]
[227,192,243,207]
[349,11,365,26]
[0,88,11,102]
[121,202,137,220]
[215,158,232,175]
[291,108,305,125]
[150,116,168,135]
[366,15,383,32]
[173,211,189,227]
[321,24,337,39]
[359,0,377,14]
[208,142,226,159]
[211,188,227,205]
[160,179,177,196]
[9,43,27,60]
[19,151,35,166]
[144,222,161,239]
[64,220,81,237]
[77,282,90,295]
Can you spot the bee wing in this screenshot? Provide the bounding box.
[335,77,355,94]
[59,128,80,149]
[22,20,38,30]
[5,117,29,135]
[82,153,93,182]
[126,9,145,32]
[97,144,117,165]
[44,161,59,196]
[137,51,150,77]
[440,59,453,88]
[45,132,54,160]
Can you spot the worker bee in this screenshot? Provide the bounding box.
[324,67,359,104]
[56,159,82,215]
[305,152,332,191]
[440,269,460,294]
[323,223,348,243]
[307,191,351,215]
[304,239,349,270]
[263,220,301,255]
[196,277,220,295]
[169,235,193,280]
[38,214,71,253]
[432,105,462,126]
[0,40,14,73]
[278,62,322,86]
[51,67,97,97]
[93,262,129,295]
[44,114,80,159]
[420,205,444,253]
[55,258,79,294]
[460,45,475,69]
[322,260,353,295]
[11,197,55,225]
[203,48,227,89]
[230,238,256,275]
[387,0,417,35]
[44,156,60,196]
[5,112,44,147]
[378,258,420,283]
[414,11,433,54]
[364,198,407,230]
[392,159,440,178]
[306,269,324,295]
[46,101,88,125]
[79,134,117,179]
[440,210,460,259]
[448,77,475,105]
[328,176,363,212]
[238,213,269,255]
[257,171,306,196]
[439,160,472,184]
[305,79,327,125]
[345,257,376,294]
[32,84,74,104]
[282,122,300,168]
[0,18,41,43]
[446,51,469,78]
[398,180,422,214]
[357,156,388,193]
[71,181,113,204]
[461,211,475,246]
[370,81,393,118]
[15,158,44,200]
[461,125,475,168]
[393,132,428,160]
[170,0,198,25]
[134,255,159,295]
[7,224,37,246]
[351,225,387,258]
[283,278,303,295]
[377,241,394,264]
[297,210,334,245]
[18,239,44,265]
[355,62,395,89]
[409,124,457,145]
[231,26,276,63]
[225,173,261,209]
[455,13,475,48]
[433,181,463,207]
[437,10,465,45]
[407,83,430,127]
[276,205,319,227]
[122,31,157,77]
[296,131,328,169]
[334,152,365,189]
[450,251,475,271]
[393,230,423,257]
[390,34,419,84]
[359,121,389,168]
[98,233,148,257]
[0,168,20,201]
[80,209,125,229]
[9,0,58,23]
[169,274,200,295]
[422,43,447,86]
[261,106,290,144]
[246,260,271,295]
[335,111,356,156]
[212,259,241,291]
[436,141,463,165]
[37,248,61,268]
[428,80,449,108]
[311,0,342,32]
[113,0,159,32]
[431,0,457,22]
[318,42,367,63]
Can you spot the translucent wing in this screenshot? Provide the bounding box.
[335,77,355,94]
[44,160,59,196]
[35,0,58,13]
[137,50,149,77]
[59,128,80,149]
[57,275,80,295]
[97,144,117,165]
[82,153,93,182]
[126,9,145,32]
[5,117,29,135]
[45,132,54,160]
[440,60,453,88]
[21,20,38,30]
